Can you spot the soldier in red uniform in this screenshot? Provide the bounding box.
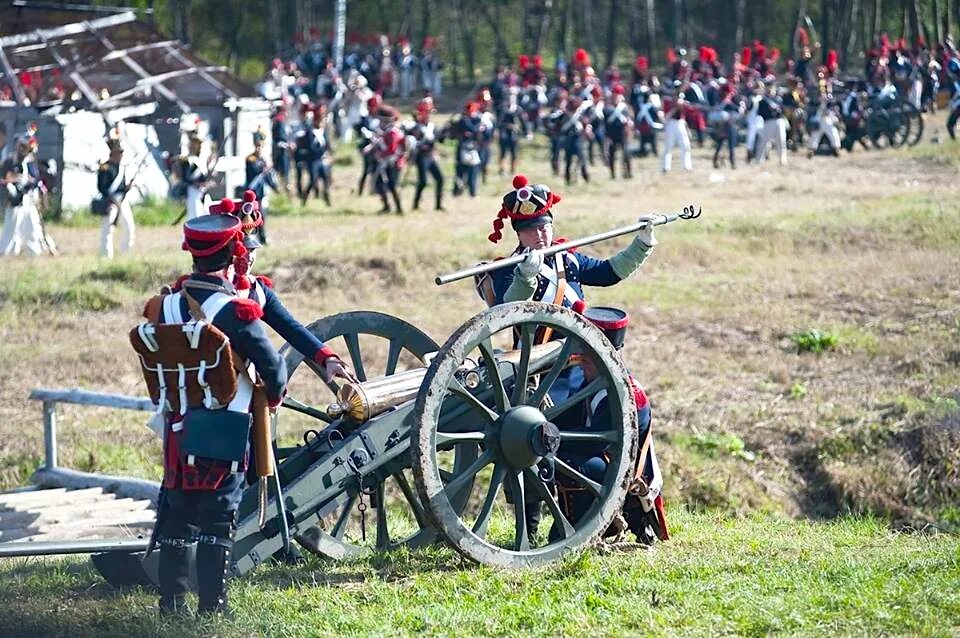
[372,106,406,214]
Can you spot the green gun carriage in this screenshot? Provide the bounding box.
[88,300,640,587]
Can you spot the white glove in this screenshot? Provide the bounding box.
[516,249,543,280]
[323,357,359,383]
[636,216,658,248]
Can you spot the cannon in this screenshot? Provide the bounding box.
[90,300,638,588]
[87,207,701,586]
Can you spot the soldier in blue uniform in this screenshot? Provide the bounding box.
[497,87,523,175]
[177,131,212,220]
[206,191,357,385]
[293,107,332,207]
[244,129,279,245]
[444,102,482,197]
[543,92,567,176]
[560,97,591,184]
[139,214,288,616]
[487,174,656,313]
[551,304,669,545]
[407,97,445,211]
[270,107,291,190]
[485,175,658,541]
[603,85,633,179]
[97,134,136,258]
[355,95,382,196]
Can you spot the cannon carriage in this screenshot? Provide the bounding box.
[91,300,639,588]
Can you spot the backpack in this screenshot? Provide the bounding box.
[131,292,240,418]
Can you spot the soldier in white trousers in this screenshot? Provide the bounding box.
[97,136,135,258]
[807,98,841,157]
[0,134,45,257]
[661,91,693,172]
[745,84,765,162]
[757,86,788,166]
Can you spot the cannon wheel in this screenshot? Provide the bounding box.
[413,302,638,568]
[280,310,451,558]
[903,101,923,146]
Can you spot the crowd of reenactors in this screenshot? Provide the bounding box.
[3,31,960,260]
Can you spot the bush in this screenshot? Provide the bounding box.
[790,329,839,354]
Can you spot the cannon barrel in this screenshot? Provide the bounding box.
[326,340,567,424]
[327,367,428,422]
[434,205,701,286]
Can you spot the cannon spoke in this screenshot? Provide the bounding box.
[558,430,619,444]
[471,463,506,538]
[544,377,608,421]
[436,431,486,449]
[448,379,499,424]
[527,338,576,408]
[523,468,575,540]
[511,324,535,405]
[375,481,390,550]
[392,471,428,530]
[343,332,367,382]
[508,471,530,551]
[478,337,511,413]
[554,458,603,497]
[385,338,404,377]
[331,492,358,540]
[442,449,494,502]
[282,395,334,423]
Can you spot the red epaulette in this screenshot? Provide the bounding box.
[256,275,274,289]
[553,237,577,253]
[161,274,190,294]
[233,297,265,322]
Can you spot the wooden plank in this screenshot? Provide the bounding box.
[0,488,67,503]
[0,12,137,48]
[0,498,153,530]
[0,487,107,510]
[25,526,153,544]
[0,511,156,541]
[31,467,160,505]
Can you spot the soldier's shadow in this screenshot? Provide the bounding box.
[244,545,474,591]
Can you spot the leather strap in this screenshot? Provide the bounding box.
[537,254,568,345]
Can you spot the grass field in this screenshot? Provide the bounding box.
[0,110,958,635]
[0,510,957,637]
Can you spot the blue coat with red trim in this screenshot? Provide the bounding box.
[153,273,287,491]
[246,275,338,365]
[490,242,622,307]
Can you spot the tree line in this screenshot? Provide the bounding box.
[121,0,959,81]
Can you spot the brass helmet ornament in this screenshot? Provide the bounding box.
[489,174,562,243]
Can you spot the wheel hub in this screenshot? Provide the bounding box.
[497,405,559,469]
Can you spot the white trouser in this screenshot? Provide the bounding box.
[186,186,207,220]
[909,79,923,110]
[759,118,788,165]
[0,200,43,256]
[808,117,841,152]
[99,199,136,259]
[661,119,692,172]
[746,114,764,154]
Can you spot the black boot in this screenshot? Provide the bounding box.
[196,525,234,617]
[158,538,193,617]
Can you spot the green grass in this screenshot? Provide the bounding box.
[0,511,956,637]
